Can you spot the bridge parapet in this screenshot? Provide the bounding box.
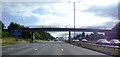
[28,25,111,30]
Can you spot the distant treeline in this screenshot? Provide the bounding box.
[0,20,54,40]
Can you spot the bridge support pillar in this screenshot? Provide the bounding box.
[93,32,98,34]
[31,32,35,42]
[69,31,72,43]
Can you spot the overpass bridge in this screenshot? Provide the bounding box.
[22,27,111,32]
[12,27,113,43]
[22,25,112,32]
[3,25,117,43]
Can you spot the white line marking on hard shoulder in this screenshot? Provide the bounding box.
[61,49,64,51]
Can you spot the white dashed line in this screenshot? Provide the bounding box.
[34,48,38,51]
[43,44,45,46]
[8,48,14,49]
[8,48,10,49]
[26,45,28,47]
[34,44,37,45]
[61,49,64,51]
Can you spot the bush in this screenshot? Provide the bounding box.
[2,31,11,38]
[118,49,120,56]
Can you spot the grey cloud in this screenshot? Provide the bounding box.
[83,3,118,19]
[1,0,63,2]
[93,21,117,28]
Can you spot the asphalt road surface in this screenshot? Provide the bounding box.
[2,41,112,57]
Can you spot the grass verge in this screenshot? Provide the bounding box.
[34,40,48,42]
[1,37,49,46]
[1,37,30,46]
[71,42,119,56]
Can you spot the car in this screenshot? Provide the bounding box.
[81,39,87,42]
[96,39,110,45]
[54,39,58,41]
[73,39,79,42]
[109,39,120,45]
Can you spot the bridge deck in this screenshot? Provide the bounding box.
[21,28,111,32]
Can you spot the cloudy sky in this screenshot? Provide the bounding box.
[1,0,120,37]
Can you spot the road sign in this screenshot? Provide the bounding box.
[11,29,22,38]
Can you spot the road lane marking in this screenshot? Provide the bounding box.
[43,44,45,46]
[26,45,28,47]
[34,44,37,45]
[34,48,38,51]
[8,48,14,49]
[61,49,64,51]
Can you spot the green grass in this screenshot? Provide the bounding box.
[71,42,119,55]
[2,37,31,46]
[0,44,2,46]
[34,39,48,42]
[1,37,49,46]
[118,49,120,56]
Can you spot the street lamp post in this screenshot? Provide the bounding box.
[68,1,80,42]
[73,2,75,39]
[69,1,80,39]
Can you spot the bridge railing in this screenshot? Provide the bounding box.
[28,25,111,30]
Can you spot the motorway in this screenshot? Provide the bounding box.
[2,41,112,57]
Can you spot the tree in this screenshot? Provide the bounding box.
[86,34,89,39]
[2,31,11,38]
[0,21,10,38]
[74,34,80,39]
[22,32,31,38]
[34,32,41,40]
[8,22,28,30]
[7,22,54,41]
[7,22,30,38]
[82,32,85,38]
[8,22,19,29]
[118,22,120,41]
[0,20,5,29]
[38,32,54,40]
